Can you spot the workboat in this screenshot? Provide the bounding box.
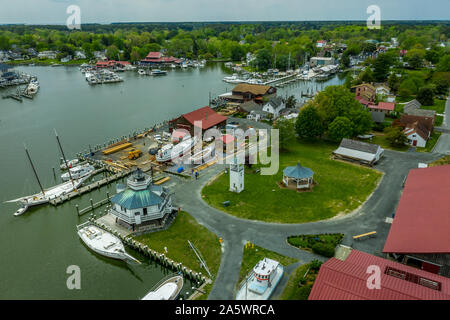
[6,175,89,214]
[60,158,80,170]
[77,222,140,263]
[61,164,95,181]
[236,258,284,300]
[156,136,198,163]
[151,69,167,76]
[142,274,184,300]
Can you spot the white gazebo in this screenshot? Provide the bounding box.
[282,163,314,190]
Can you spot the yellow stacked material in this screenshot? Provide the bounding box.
[196,159,217,171]
[102,142,133,155]
[154,177,170,185]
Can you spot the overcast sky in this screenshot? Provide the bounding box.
[0,0,449,24]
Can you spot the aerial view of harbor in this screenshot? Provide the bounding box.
[1,0,450,316]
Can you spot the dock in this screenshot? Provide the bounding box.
[49,168,129,206]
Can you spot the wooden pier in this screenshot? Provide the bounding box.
[49,169,130,206]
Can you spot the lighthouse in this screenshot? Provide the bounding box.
[229,158,244,193]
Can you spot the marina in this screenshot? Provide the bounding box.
[0,64,343,299]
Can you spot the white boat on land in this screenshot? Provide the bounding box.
[142,274,184,300]
[77,222,140,263]
[236,257,284,300]
[60,158,79,170]
[61,164,95,181]
[156,136,198,163]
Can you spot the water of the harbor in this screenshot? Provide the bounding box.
[0,63,344,299]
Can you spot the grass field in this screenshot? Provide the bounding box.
[237,244,298,287]
[367,132,410,152]
[421,99,446,114]
[277,262,321,300]
[202,139,382,223]
[134,211,222,299]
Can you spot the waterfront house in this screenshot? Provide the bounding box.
[262,96,285,118]
[225,83,276,104]
[309,249,450,300]
[93,51,107,60]
[140,51,182,66]
[333,138,384,166]
[74,50,86,60]
[247,110,270,122]
[383,165,450,278]
[169,106,227,135]
[60,55,72,63]
[109,169,175,233]
[316,40,327,48]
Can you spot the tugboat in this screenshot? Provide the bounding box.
[236,258,284,300]
[141,274,184,300]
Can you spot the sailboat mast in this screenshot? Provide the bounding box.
[24,144,45,195]
[54,129,75,187]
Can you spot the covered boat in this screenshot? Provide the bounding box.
[142,274,184,300]
[156,136,198,163]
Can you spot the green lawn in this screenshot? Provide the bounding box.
[435,115,444,127]
[287,233,344,257]
[6,58,90,66]
[278,262,321,300]
[421,99,446,114]
[429,155,450,167]
[237,244,298,287]
[417,131,442,153]
[134,211,222,299]
[202,139,382,223]
[368,133,410,152]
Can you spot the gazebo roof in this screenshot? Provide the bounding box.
[283,163,314,179]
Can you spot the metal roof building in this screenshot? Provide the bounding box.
[333,138,384,166]
[309,249,450,300]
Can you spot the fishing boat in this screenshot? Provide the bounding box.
[141,274,184,300]
[61,164,95,181]
[151,69,167,76]
[236,258,284,300]
[156,136,198,163]
[77,222,140,263]
[60,158,79,170]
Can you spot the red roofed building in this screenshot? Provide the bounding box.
[369,102,395,113]
[383,165,450,277]
[96,60,131,68]
[169,106,227,135]
[309,249,450,300]
[140,51,182,65]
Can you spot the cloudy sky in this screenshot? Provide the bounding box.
[0,0,449,24]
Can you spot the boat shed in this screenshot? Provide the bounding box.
[282,163,314,189]
[333,138,384,166]
[169,106,227,135]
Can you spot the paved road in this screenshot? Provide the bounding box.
[434,92,450,154]
[170,148,441,300]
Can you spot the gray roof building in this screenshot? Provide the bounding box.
[333,138,384,166]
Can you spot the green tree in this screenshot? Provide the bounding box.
[295,104,324,139]
[285,95,297,109]
[373,53,392,82]
[254,48,272,71]
[436,55,450,72]
[417,86,434,106]
[273,118,295,151]
[328,116,354,142]
[407,49,425,69]
[384,126,408,147]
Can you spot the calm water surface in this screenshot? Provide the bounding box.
[0,64,343,299]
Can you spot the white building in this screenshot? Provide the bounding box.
[403,123,429,148]
[230,161,244,193]
[309,57,334,67]
[262,97,285,118]
[38,51,58,59]
[333,138,384,166]
[109,169,175,232]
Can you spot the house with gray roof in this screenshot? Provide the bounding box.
[109,169,175,232]
[403,99,436,119]
[263,96,285,117]
[239,100,262,114]
[333,138,384,166]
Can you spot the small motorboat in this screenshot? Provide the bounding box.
[60,158,80,170]
[13,205,28,217]
[77,223,140,263]
[61,164,95,181]
[138,69,146,75]
[142,274,184,300]
[151,69,167,76]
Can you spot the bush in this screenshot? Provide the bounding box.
[311,242,335,257]
[297,285,313,300]
[310,259,323,271]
